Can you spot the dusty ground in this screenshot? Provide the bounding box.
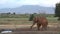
[0,24,60,34]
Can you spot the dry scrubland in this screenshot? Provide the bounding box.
[0,17,60,34]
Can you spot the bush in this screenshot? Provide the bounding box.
[29,14,34,21]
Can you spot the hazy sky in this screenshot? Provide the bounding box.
[0,0,60,8]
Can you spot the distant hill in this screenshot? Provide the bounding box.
[0,5,55,14]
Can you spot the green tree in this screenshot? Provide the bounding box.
[29,13,37,21]
[7,12,11,15]
[13,12,16,15]
[55,3,60,20]
[29,14,34,21]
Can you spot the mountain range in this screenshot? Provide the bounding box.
[0,5,55,14]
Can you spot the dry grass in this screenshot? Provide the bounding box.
[0,18,60,34]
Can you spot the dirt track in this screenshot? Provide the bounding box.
[0,24,60,31]
[0,24,60,34]
[4,31,60,34]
